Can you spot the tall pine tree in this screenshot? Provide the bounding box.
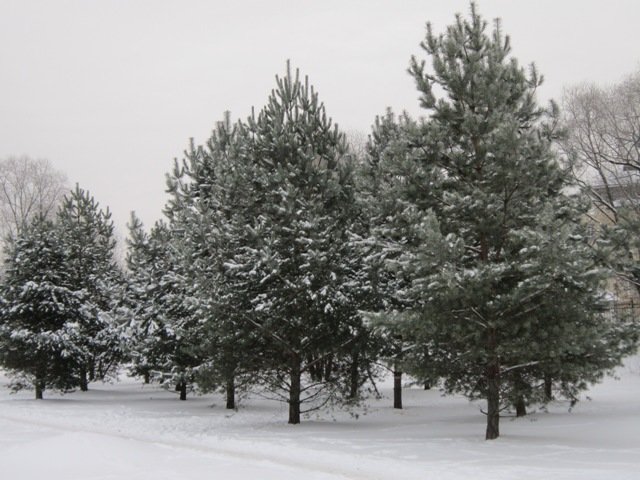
[164,113,261,408]
[357,108,429,409]
[374,4,637,439]
[231,63,366,424]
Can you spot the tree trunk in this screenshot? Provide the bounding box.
[34,378,44,400]
[515,396,527,417]
[307,357,322,382]
[486,366,500,439]
[143,371,150,384]
[323,355,333,381]
[544,375,553,402]
[225,376,235,410]
[89,360,96,382]
[424,381,431,390]
[393,369,403,409]
[79,366,89,392]
[179,381,187,401]
[349,351,359,400]
[393,337,404,409]
[288,357,301,425]
[513,372,527,417]
[485,329,500,440]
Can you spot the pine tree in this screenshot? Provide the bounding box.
[498,209,638,412]
[0,217,87,398]
[125,214,171,384]
[56,185,124,390]
[375,3,638,439]
[358,109,436,409]
[231,63,366,424]
[125,216,200,400]
[164,113,261,408]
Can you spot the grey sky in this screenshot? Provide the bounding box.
[2,0,639,237]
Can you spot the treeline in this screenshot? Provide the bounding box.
[1,5,638,440]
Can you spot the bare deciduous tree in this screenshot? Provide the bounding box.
[0,155,68,239]
[344,129,369,163]
[562,70,640,290]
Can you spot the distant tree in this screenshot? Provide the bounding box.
[562,70,640,292]
[344,129,369,163]
[0,217,86,398]
[0,155,67,239]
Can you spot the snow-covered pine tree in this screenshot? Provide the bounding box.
[125,214,170,384]
[357,109,439,409]
[56,185,124,390]
[497,207,639,414]
[233,63,366,424]
[376,3,638,439]
[0,216,87,398]
[164,113,262,409]
[125,216,200,400]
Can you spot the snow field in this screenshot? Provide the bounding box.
[1,356,639,480]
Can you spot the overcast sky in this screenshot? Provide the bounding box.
[2,0,639,238]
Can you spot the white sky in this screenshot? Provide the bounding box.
[1,0,639,237]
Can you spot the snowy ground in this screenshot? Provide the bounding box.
[1,358,639,480]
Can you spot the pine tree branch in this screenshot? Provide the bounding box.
[501,360,541,375]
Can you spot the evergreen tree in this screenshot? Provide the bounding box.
[358,109,437,408]
[375,4,637,439]
[125,216,200,400]
[0,217,87,398]
[56,185,124,390]
[231,63,367,423]
[499,209,638,413]
[164,113,261,408]
[125,214,171,384]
